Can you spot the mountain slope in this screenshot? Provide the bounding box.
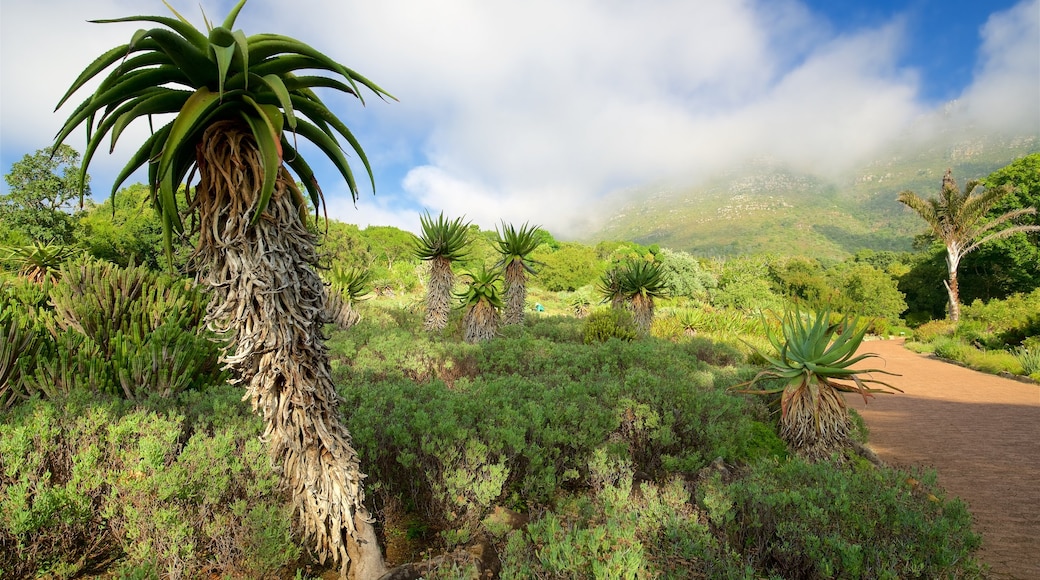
[584,134,1039,259]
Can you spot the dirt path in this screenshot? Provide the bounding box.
[845,339,1040,580]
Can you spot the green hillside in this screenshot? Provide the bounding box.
[585,133,1039,259]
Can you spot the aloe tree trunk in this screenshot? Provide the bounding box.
[424,256,454,331]
[503,259,527,325]
[191,121,386,580]
[782,377,852,461]
[463,298,500,343]
[630,294,654,335]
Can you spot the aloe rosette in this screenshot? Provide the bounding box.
[736,308,901,460]
[53,0,392,259]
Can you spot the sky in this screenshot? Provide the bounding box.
[1,0,1038,237]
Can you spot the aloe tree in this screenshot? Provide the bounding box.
[614,260,668,334]
[414,212,469,331]
[898,169,1040,321]
[52,2,393,578]
[458,265,504,343]
[494,222,541,325]
[736,308,900,461]
[326,266,370,330]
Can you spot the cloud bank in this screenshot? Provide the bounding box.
[2,0,1037,236]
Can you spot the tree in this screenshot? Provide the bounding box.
[1,144,89,245]
[494,222,541,325]
[53,2,394,578]
[657,248,715,301]
[601,260,668,334]
[959,154,1040,301]
[77,183,167,270]
[532,241,601,291]
[414,212,470,331]
[898,168,1040,321]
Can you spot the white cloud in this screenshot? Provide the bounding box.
[3,0,1037,238]
[957,0,1040,134]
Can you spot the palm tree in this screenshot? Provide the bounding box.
[458,265,504,343]
[494,222,541,325]
[898,169,1040,321]
[414,212,469,331]
[53,2,393,578]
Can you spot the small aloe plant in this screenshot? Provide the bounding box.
[457,265,504,343]
[735,307,901,461]
[326,267,370,329]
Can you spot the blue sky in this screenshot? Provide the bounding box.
[1,0,1037,236]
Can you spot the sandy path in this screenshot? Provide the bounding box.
[845,339,1040,579]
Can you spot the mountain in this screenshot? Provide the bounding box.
[582,133,1039,260]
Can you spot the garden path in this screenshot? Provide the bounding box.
[845,339,1040,580]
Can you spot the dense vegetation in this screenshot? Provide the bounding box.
[1,265,983,578]
[2,146,1037,577]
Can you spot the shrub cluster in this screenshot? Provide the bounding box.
[1,258,223,407]
[0,388,298,579]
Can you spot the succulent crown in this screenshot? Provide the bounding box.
[618,260,668,299]
[456,265,505,308]
[53,0,392,249]
[414,212,470,262]
[494,222,542,273]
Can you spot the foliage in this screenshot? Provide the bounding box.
[531,242,602,292]
[0,145,88,246]
[960,153,1040,301]
[77,183,169,270]
[1,258,222,405]
[735,308,900,460]
[826,263,907,322]
[711,458,983,579]
[582,308,638,344]
[0,387,299,579]
[897,168,1040,321]
[54,1,392,260]
[711,256,783,312]
[657,248,716,301]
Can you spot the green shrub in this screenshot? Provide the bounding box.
[714,458,984,579]
[1014,346,1040,376]
[499,458,750,579]
[582,308,637,344]
[914,319,955,342]
[0,388,298,579]
[932,337,972,361]
[962,349,1024,376]
[335,322,770,529]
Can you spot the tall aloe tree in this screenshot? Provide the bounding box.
[414,212,469,331]
[494,222,541,325]
[898,169,1040,321]
[53,2,394,578]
